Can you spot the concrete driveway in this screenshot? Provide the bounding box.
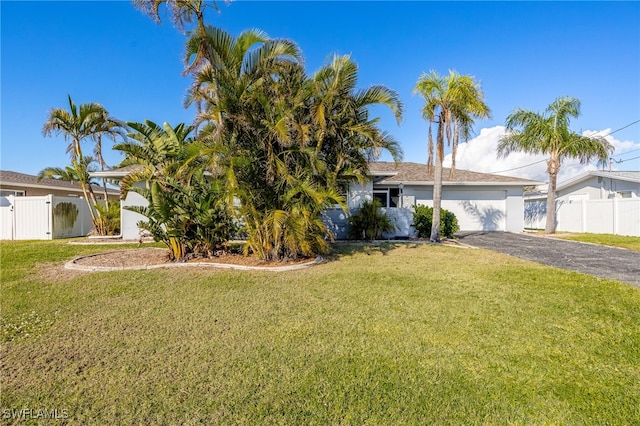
[456,232,640,287]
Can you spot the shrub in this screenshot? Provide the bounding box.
[412,205,460,239]
[348,199,396,240]
[94,201,121,236]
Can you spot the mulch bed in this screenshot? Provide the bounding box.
[71,248,315,269]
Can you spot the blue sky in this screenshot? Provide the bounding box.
[2,1,639,182]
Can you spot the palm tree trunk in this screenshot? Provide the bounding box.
[545,156,560,234]
[427,122,434,170]
[79,182,99,226]
[431,115,445,242]
[449,121,459,179]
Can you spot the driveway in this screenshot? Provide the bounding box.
[456,232,640,287]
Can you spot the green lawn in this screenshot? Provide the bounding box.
[1,240,639,424]
[553,233,640,252]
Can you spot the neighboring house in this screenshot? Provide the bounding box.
[0,170,119,199]
[0,171,119,240]
[556,170,640,201]
[524,170,640,236]
[94,162,540,240]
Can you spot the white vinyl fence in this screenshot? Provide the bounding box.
[0,195,94,240]
[525,198,640,236]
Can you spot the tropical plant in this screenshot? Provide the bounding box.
[93,202,121,236]
[126,174,235,260]
[114,120,196,193]
[497,96,613,234]
[42,95,123,235]
[414,70,490,242]
[183,25,404,260]
[116,121,235,260]
[412,205,459,239]
[348,199,396,240]
[42,95,104,162]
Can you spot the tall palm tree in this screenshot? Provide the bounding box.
[498,96,612,234]
[311,55,403,185]
[42,96,121,232]
[414,70,490,242]
[42,95,104,162]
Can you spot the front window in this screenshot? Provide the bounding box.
[373,188,400,208]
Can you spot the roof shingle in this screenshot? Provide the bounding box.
[368,162,541,185]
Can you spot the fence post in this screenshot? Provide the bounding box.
[581,199,587,233]
[613,197,618,235]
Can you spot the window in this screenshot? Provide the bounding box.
[0,190,25,196]
[373,188,400,208]
[373,190,388,207]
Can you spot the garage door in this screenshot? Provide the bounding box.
[441,190,507,231]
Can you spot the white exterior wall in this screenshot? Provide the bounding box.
[347,181,373,208]
[121,189,149,240]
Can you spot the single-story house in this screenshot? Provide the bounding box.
[323,162,541,238]
[93,162,540,240]
[0,171,119,240]
[0,170,119,199]
[524,170,640,236]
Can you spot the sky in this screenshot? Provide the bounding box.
[2,1,639,184]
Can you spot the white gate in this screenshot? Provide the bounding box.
[0,195,94,240]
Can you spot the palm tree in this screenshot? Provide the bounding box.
[42,96,124,233]
[42,95,104,162]
[414,70,490,242]
[311,55,403,186]
[498,96,613,234]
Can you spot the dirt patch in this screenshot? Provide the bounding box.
[35,262,90,282]
[70,248,317,270]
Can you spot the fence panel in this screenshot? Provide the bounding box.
[525,198,639,236]
[12,195,53,240]
[52,196,94,238]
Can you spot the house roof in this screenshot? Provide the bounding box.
[368,162,542,186]
[0,170,119,195]
[90,162,541,187]
[556,170,640,192]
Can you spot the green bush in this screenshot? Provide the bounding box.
[412,205,460,239]
[348,199,396,240]
[94,201,121,236]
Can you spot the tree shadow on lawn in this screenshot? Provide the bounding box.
[327,240,425,261]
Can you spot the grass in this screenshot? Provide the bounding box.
[553,233,640,251]
[1,239,639,424]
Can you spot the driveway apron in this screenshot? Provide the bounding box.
[456,232,640,287]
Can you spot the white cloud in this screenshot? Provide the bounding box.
[443,126,640,184]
